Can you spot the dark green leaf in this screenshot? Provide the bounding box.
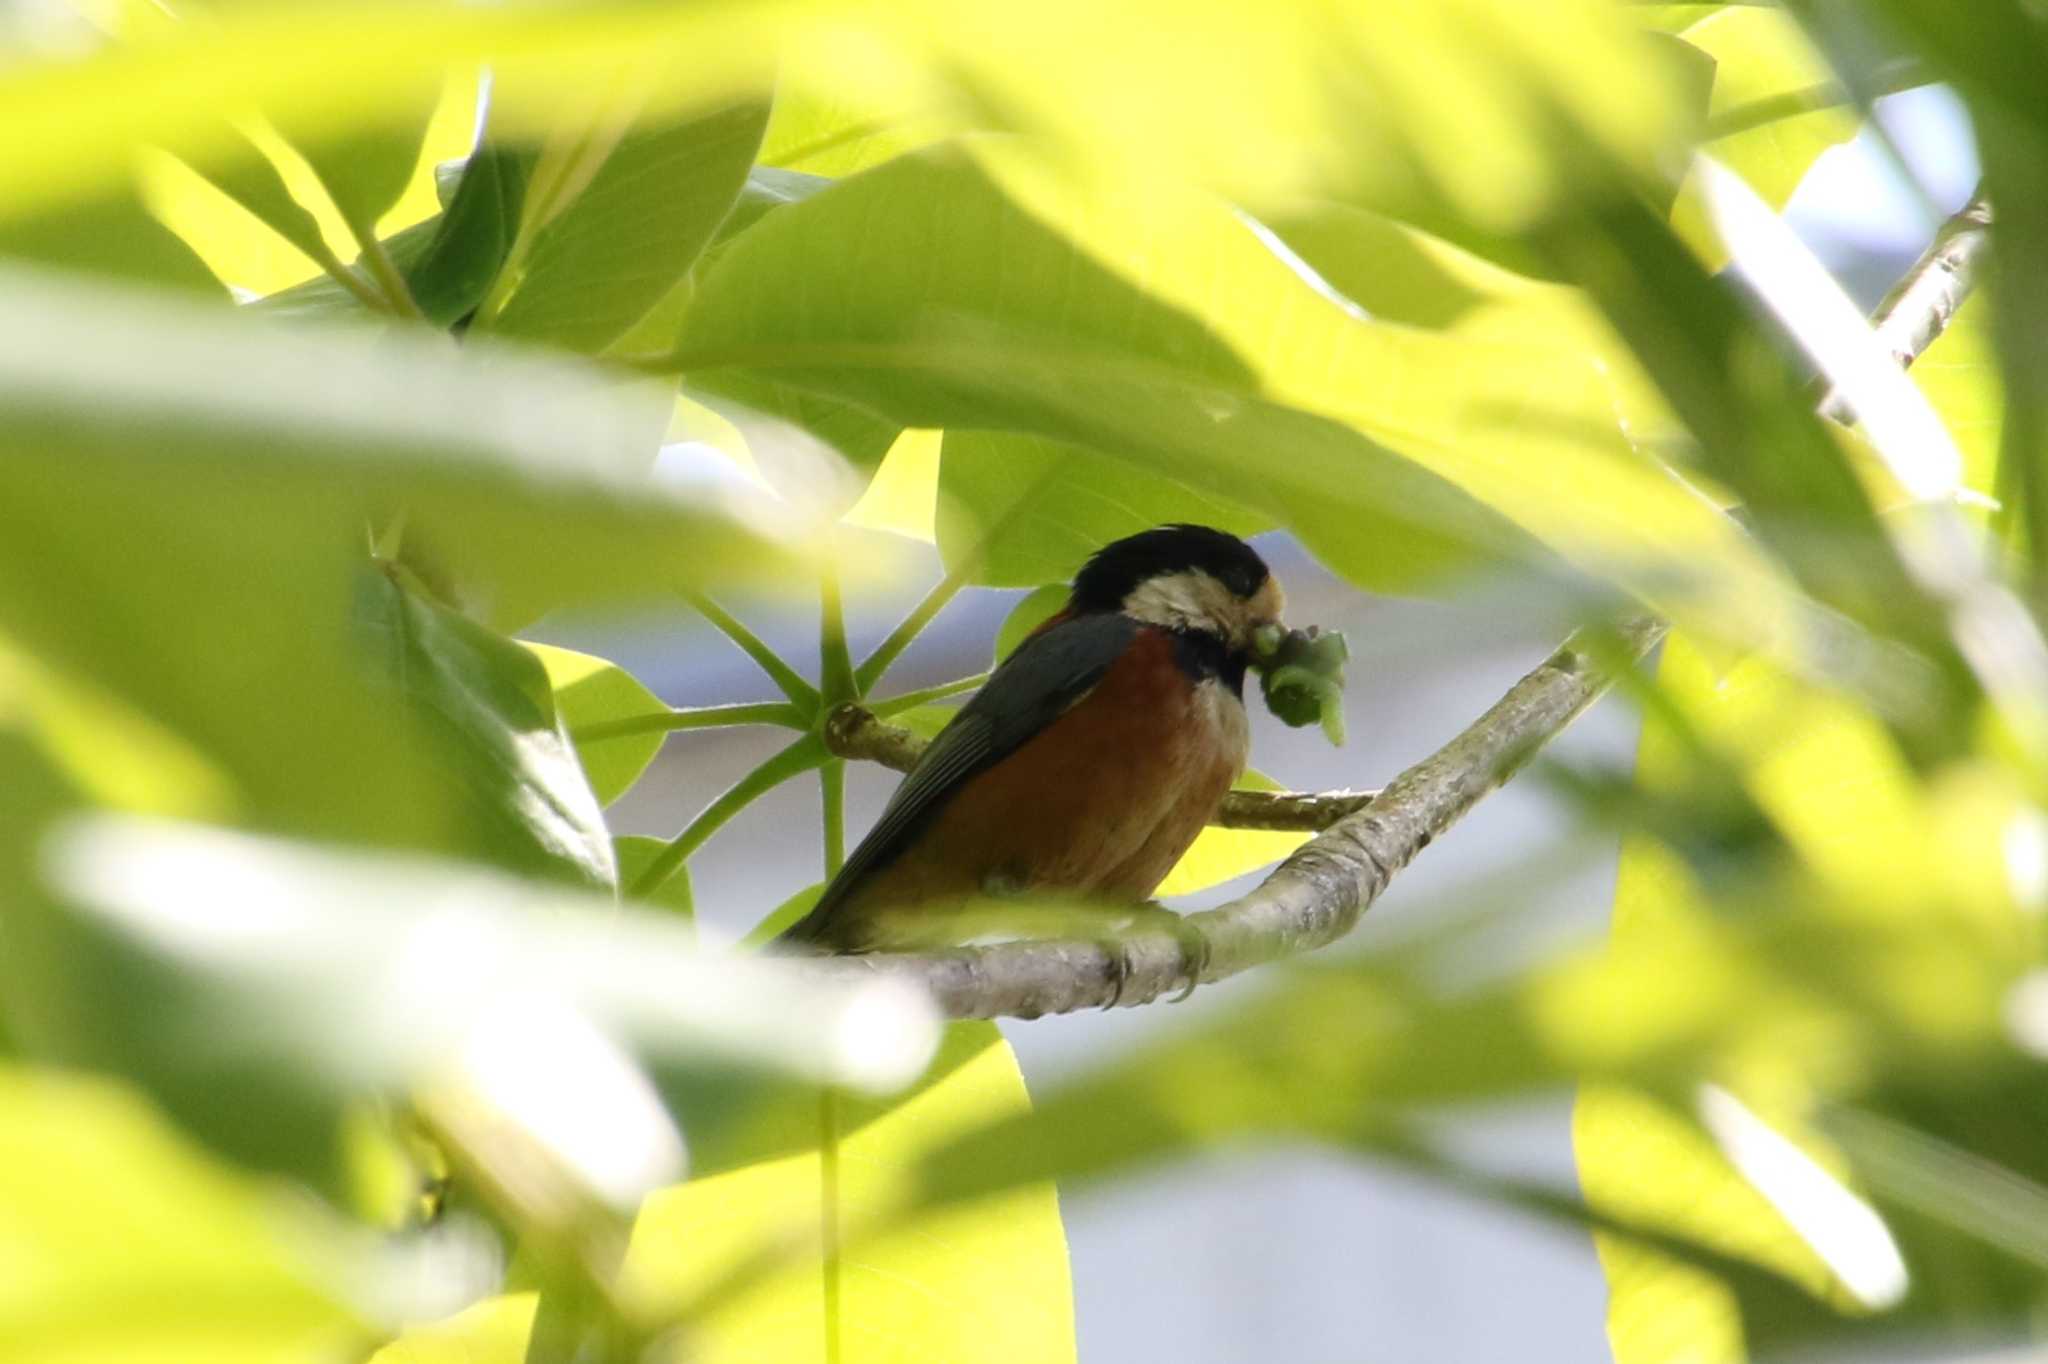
[359,571,614,887]
[487,99,769,354]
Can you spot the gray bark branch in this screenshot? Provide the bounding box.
[1820,185,1991,423]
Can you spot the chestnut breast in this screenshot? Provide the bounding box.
[842,626,1248,926]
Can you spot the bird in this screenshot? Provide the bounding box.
[779,524,1286,965]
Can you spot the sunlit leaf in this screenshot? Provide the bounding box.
[676,139,1783,629]
[524,642,668,808]
[0,1065,366,1362]
[629,1023,1074,1364]
[1668,7,1863,267]
[939,430,1269,588]
[1154,770,1310,897]
[273,81,441,246]
[1909,297,2003,512]
[842,428,941,543]
[616,836,695,922]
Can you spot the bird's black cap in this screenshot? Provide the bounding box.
[1069,524,1270,614]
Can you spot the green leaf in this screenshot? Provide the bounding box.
[993,585,1068,663]
[362,573,614,887]
[744,882,824,947]
[256,144,532,328]
[616,835,695,922]
[675,139,1781,625]
[183,134,349,280]
[0,188,224,294]
[1909,296,2004,516]
[1667,7,1863,267]
[939,430,1269,588]
[523,642,668,808]
[34,817,941,1190]
[630,1022,1075,1363]
[1153,769,1311,897]
[275,85,441,244]
[487,99,769,353]
[0,1064,365,1360]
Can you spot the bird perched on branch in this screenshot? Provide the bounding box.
[780,524,1285,961]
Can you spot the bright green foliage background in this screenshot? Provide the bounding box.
[1,1,2045,1362]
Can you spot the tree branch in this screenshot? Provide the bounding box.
[822,702,1377,832]
[803,618,1665,1018]
[1819,185,1991,423]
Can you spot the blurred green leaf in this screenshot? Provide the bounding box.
[487,99,769,353]
[181,134,352,283]
[274,85,441,246]
[633,1023,1074,1363]
[524,642,667,808]
[0,1,1683,241]
[1579,633,2041,1358]
[993,585,1068,664]
[939,430,1270,588]
[0,189,224,294]
[0,1064,368,1362]
[33,817,940,1189]
[1668,7,1863,267]
[1908,297,2003,511]
[678,139,1779,612]
[0,267,799,840]
[362,573,614,886]
[1834,0,2048,562]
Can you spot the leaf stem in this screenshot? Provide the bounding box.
[629,735,827,896]
[352,227,425,320]
[855,562,970,692]
[820,547,857,704]
[571,701,808,743]
[869,672,990,716]
[680,587,822,711]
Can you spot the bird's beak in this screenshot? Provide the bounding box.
[1252,621,1287,663]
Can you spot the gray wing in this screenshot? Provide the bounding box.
[778,610,1138,945]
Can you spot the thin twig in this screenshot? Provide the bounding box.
[802,619,1665,1018]
[823,703,1376,831]
[1819,186,1991,423]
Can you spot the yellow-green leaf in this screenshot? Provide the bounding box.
[0,1066,362,1362]
[523,642,669,807]
[1154,769,1309,897]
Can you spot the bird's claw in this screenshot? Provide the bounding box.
[1095,906,1208,1008]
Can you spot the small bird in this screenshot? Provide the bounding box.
[780,524,1285,956]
